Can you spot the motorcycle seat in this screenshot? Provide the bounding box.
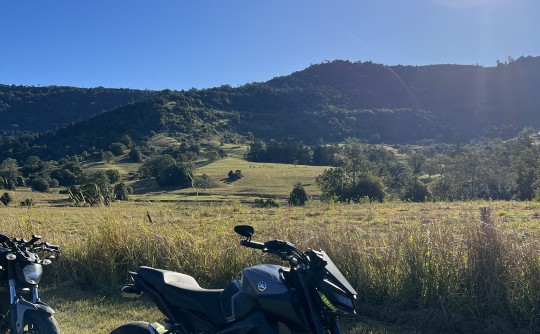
[137,266,227,325]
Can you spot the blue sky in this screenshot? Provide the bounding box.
[1,0,538,90]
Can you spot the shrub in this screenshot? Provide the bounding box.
[0,192,12,206]
[31,178,50,192]
[227,170,243,182]
[253,198,279,208]
[289,183,308,206]
[20,198,33,207]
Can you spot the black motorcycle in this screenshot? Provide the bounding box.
[0,233,60,334]
[112,225,357,334]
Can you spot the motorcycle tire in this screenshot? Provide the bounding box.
[110,321,151,334]
[23,311,60,334]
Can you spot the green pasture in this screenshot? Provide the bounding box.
[129,157,328,203]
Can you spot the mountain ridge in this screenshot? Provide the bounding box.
[1,56,540,159]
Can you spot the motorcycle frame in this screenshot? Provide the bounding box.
[131,263,341,334]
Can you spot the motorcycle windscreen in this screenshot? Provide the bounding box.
[309,249,357,313]
[317,250,357,296]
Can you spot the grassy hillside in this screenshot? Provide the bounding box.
[86,155,327,204]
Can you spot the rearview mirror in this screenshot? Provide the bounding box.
[234,225,254,238]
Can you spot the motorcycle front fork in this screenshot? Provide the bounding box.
[329,316,341,334]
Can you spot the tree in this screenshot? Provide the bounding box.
[347,173,386,202]
[16,176,26,187]
[105,169,121,184]
[139,155,193,188]
[120,135,134,148]
[129,147,143,162]
[31,178,49,192]
[289,183,308,206]
[340,138,371,184]
[109,142,126,156]
[4,179,16,190]
[246,141,266,162]
[52,169,77,186]
[313,145,338,166]
[114,183,129,201]
[0,158,20,182]
[139,155,176,179]
[408,153,426,175]
[227,170,243,182]
[0,192,12,206]
[156,164,193,188]
[316,168,347,201]
[22,156,42,176]
[102,151,115,163]
[195,174,215,190]
[404,179,430,202]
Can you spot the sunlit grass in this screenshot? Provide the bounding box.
[2,201,540,333]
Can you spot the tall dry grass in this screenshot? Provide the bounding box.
[2,202,540,331]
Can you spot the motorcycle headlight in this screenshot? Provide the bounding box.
[23,264,43,284]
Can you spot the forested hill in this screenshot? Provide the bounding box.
[2,56,540,159]
[0,85,156,131]
[258,56,540,141]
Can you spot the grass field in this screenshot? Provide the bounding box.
[126,156,327,203]
[2,200,540,333]
[1,147,539,333]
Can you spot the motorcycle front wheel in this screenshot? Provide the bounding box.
[23,311,60,334]
[110,321,151,334]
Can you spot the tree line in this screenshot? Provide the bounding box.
[247,130,540,203]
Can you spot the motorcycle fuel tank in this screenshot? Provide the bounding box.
[240,264,288,296]
[232,264,311,332]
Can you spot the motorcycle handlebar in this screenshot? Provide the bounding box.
[0,235,60,253]
[240,238,308,264]
[240,240,265,250]
[25,235,42,246]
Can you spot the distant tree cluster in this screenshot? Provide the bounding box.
[315,129,540,203]
[139,154,193,188]
[0,150,136,206]
[253,198,279,208]
[246,140,340,166]
[227,170,243,182]
[311,138,416,202]
[420,129,540,201]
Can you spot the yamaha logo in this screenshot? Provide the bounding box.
[257,281,267,292]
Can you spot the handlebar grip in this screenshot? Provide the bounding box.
[46,243,61,252]
[26,235,42,246]
[240,240,265,250]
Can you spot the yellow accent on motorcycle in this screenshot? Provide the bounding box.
[319,292,338,312]
[149,322,167,333]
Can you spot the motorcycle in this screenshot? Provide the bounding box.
[112,225,357,334]
[0,233,61,334]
